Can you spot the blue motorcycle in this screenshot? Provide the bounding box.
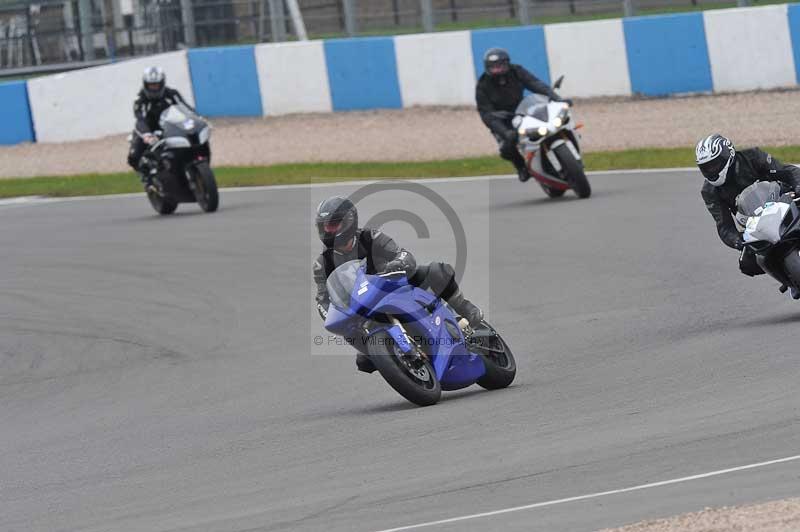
[324,260,516,406]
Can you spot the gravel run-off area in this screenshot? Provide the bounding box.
[3,89,800,178]
[601,497,800,532]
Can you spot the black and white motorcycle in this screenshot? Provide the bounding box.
[137,103,219,215]
[511,76,590,199]
[737,181,800,298]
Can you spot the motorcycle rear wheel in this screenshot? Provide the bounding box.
[368,332,441,406]
[553,143,591,199]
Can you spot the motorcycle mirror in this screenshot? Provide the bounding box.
[553,75,564,90]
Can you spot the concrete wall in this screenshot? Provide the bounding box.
[395,31,475,107]
[623,13,712,96]
[9,3,800,146]
[705,4,796,92]
[188,46,262,117]
[324,37,402,111]
[0,81,35,144]
[27,51,194,143]
[255,41,332,115]
[545,19,631,98]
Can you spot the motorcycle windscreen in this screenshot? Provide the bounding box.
[159,104,205,137]
[325,259,363,312]
[736,181,783,217]
[514,93,549,119]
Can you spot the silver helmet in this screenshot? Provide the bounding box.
[142,66,166,100]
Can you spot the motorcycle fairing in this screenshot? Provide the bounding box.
[743,202,791,244]
[324,262,486,388]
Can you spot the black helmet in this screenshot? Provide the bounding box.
[316,196,358,249]
[696,133,735,187]
[142,66,166,100]
[483,47,510,78]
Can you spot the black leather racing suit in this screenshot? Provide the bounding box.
[701,148,800,275]
[127,87,193,170]
[313,228,464,321]
[476,64,560,172]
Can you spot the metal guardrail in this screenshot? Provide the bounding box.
[0,0,764,74]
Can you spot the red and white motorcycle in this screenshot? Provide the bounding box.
[511,77,590,199]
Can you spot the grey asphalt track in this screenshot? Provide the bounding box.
[2,170,800,532]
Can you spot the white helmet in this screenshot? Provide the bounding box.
[696,134,735,187]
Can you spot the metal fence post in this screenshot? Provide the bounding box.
[78,0,94,60]
[622,0,635,17]
[420,0,434,32]
[343,0,358,36]
[108,0,124,57]
[180,0,196,47]
[268,0,286,41]
[285,0,308,40]
[517,0,530,25]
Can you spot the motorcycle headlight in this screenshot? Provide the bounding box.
[518,127,527,137]
[198,126,210,144]
[553,117,563,128]
[538,126,549,137]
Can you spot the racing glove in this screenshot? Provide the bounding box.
[554,97,574,106]
[383,257,414,276]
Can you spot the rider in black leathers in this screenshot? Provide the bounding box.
[313,196,483,373]
[127,66,194,181]
[697,133,800,277]
[476,48,571,182]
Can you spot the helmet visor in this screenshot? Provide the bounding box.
[144,82,165,98]
[323,220,343,234]
[699,156,729,182]
[488,63,509,76]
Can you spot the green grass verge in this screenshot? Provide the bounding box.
[3,145,800,199]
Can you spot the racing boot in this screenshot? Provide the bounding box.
[447,290,483,331]
[511,153,530,182]
[356,353,376,374]
[137,159,155,186]
[791,286,800,300]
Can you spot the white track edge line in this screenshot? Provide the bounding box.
[372,453,800,532]
[0,168,698,209]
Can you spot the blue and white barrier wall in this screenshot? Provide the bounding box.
[7,3,800,145]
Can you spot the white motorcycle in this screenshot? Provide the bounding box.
[737,181,800,298]
[511,76,590,199]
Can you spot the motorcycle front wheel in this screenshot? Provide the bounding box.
[539,183,566,198]
[368,332,441,406]
[146,185,178,215]
[553,143,591,199]
[189,161,219,213]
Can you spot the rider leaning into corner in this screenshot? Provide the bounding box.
[313,196,484,374]
[476,47,572,183]
[127,66,194,184]
[697,133,800,291]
